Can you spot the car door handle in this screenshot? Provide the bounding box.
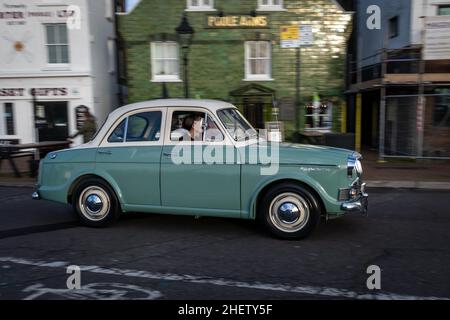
[163,152,174,158]
[98,150,112,155]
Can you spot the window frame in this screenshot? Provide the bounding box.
[150,41,181,82]
[304,102,333,132]
[0,102,16,137]
[388,16,399,39]
[257,0,286,12]
[4,102,15,136]
[244,41,273,81]
[100,108,166,147]
[44,23,70,65]
[185,0,216,12]
[437,5,450,15]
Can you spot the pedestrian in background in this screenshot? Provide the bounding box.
[68,108,97,144]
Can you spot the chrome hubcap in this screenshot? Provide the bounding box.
[86,194,103,213]
[278,202,300,224]
[269,193,310,233]
[78,186,110,221]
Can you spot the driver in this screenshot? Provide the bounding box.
[171,113,204,141]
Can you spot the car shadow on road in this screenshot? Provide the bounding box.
[117,211,368,242]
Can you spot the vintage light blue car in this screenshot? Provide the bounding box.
[33,99,368,239]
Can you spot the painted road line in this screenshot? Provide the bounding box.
[0,256,448,300]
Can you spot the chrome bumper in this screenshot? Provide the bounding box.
[31,191,41,200]
[341,192,368,214]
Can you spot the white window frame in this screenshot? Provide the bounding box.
[185,0,216,12]
[44,23,70,66]
[244,41,273,81]
[150,41,181,82]
[257,0,286,11]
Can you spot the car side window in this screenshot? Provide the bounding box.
[107,111,162,143]
[204,114,224,142]
[170,110,224,142]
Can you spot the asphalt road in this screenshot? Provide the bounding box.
[0,186,449,300]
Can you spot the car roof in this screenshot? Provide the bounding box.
[109,99,236,119]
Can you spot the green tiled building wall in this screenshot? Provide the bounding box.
[119,0,352,136]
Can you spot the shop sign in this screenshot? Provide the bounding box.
[424,16,450,60]
[207,15,268,28]
[0,3,77,26]
[0,87,71,99]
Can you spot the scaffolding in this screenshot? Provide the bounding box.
[348,45,450,160]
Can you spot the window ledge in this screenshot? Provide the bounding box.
[185,8,217,12]
[151,78,182,83]
[42,65,71,71]
[256,7,287,12]
[243,77,274,82]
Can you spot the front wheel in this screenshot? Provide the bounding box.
[73,178,121,227]
[258,183,321,240]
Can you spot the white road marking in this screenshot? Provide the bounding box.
[22,283,163,300]
[0,256,448,300]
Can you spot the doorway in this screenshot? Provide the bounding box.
[230,83,275,130]
[243,100,264,129]
[34,101,69,141]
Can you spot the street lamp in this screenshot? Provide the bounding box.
[175,14,194,99]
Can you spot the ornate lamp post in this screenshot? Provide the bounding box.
[175,14,194,99]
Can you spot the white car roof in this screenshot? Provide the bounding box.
[89,99,237,146]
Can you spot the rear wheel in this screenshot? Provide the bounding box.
[73,178,121,227]
[258,183,320,239]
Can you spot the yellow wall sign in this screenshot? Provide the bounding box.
[280,26,299,40]
[207,16,268,28]
[280,25,313,48]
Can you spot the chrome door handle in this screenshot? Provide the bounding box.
[163,152,171,157]
[98,150,112,155]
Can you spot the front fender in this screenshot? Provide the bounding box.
[243,166,344,219]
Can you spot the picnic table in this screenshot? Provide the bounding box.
[0,140,71,178]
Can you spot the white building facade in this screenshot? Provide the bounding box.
[0,0,119,145]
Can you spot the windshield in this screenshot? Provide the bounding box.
[217,108,258,141]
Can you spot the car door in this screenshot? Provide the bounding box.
[160,107,241,216]
[95,108,165,206]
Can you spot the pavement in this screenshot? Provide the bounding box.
[0,186,449,300]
